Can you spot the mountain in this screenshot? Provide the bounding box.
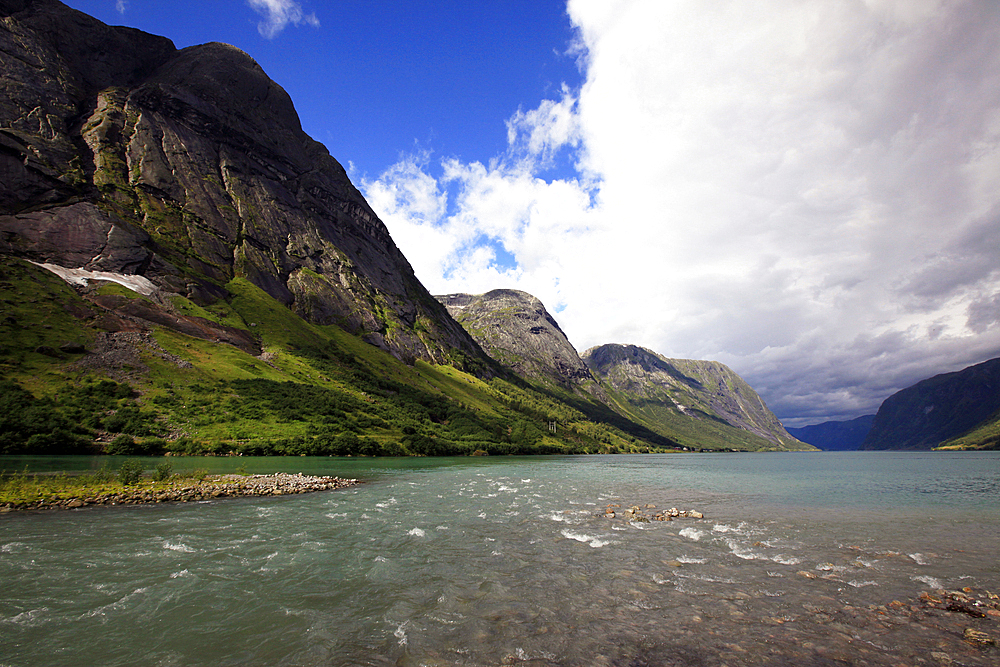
[583,344,812,451]
[0,1,811,458]
[0,0,687,458]
[786,415,874,451]
[0,0,480,367]
[435,290,600,392]
[862,357,1000,450]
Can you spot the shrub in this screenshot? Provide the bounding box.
[118,459,144,485]
[92,463,115,483]
[106,434,136,455]
[152,461,172,482]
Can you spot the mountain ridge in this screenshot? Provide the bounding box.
[0,0,484,368]
[786,415,875,451]
[2,1,811,456]
[862,357,1000,450]
[583,343,809,451]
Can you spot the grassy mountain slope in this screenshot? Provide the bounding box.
[584,344,812,451]
[0,255,671,456]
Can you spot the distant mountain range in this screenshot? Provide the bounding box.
[0,1,812,456]
[786,357,1000,451]
[786,415,875,451]
[438,291,807,451]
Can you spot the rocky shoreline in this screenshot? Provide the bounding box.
[1,473,359,512]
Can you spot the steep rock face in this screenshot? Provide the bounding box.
[0,0,482,366]
[436,289,596,389]
[584,344,808,450]
[862,357,1000,450]
[786,415,875,451]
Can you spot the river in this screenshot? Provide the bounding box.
[2,452,998,666]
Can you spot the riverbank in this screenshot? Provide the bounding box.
[0,472,359,512]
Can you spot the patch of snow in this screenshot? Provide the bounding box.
[31,261,158,296]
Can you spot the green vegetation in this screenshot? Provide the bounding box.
[0,462,174,505]
[0,257,670,458]
[937,412,1000,450]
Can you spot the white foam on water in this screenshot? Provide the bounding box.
[435,525,448,531]
[394,621,408,646]
[770,555,802,566]
[612,524,628,531]
[163,542,195,553]
[912,575,944,589]
[169,569,192,579]
[848,579,879,588]
[325,512,348,519]
[497,485,518,492]
[712,522,756,536]
[721,537,761,560]
[1,542,28,553]
[652,573,672,584]
[908,553,930,565]
[676,556,707,564]
[4,607,48,627]
[815,562,846,572]
[83,586,150,619]
[374,555,386,562]
[679,527,705,541]
[407,528,425,537]
[560,529,611,548]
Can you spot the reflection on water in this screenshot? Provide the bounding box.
[1,453,998,666]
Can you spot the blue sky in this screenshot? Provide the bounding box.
[61,1,1000,426]
[64,1,582,179]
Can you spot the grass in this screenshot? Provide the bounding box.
[0,255,802,458]
[0,462,200,507]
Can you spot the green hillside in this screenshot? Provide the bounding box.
[583,345,812,452]
[0,256,667,457]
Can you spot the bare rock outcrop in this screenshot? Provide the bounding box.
[0,0,483,368]
[437,289,598,391]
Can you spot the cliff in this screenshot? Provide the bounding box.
[0,0,482,367]
[862,357,1000,450]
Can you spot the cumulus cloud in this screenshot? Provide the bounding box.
[363,0,1000,425]
[247,0,319,39]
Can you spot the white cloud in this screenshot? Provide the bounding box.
[363,0,1000,424]
[247,0,319,39]
[115,0,126,14]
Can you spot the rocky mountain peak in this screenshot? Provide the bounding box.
[583,343,805,450]
[0,0,484,368]
[436,289,596,389]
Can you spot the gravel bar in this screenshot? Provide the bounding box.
[2,473,359,512]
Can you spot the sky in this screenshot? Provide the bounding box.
[63,0,1000,427]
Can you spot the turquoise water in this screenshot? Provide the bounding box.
[2,452,998,666]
